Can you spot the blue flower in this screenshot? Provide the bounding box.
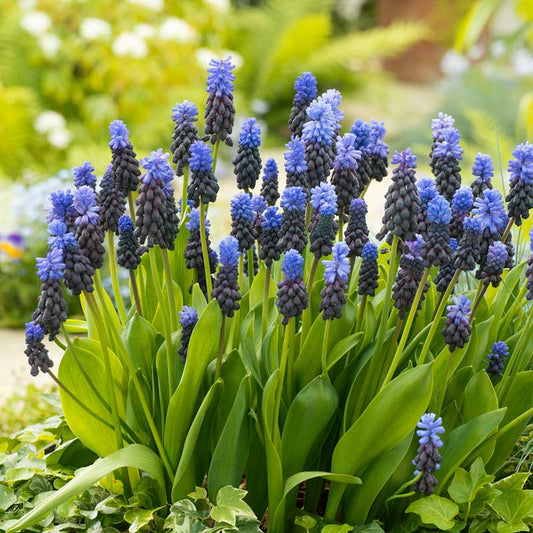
[449,237,458,252]
[463,216,482,234]
[140,149,174,185]
[417,177,438,205]
[73,162,96,189]
[317,89,344,128]
[73,186,99,226]
[293,71,318,103]
[219,235,241,266]
[25,321,44,343]
[323,242,350,283]
[238,118,261,148]
[362,242,378,261]
[472,153,494,182]
[391,148,417,171]
[36,248,65,281]
[448,294,471,320]
[281,186,306,211]
[350,119,371,150]
[262,206,282,230]
[427,194,451,224]
[302,100,337,146]
[487,341,509,377]
[416,413,444,448]
[508,142,533,185]
[333,133,361,171]
[47,189,75,223]
[185,207,209,232]
[431,112,455,140]
[171,100,198,124]
[189,140,213,172]
[282,249,304,280]
[487,241,508,271]
[251,195,267,215]
[206,56,235,97]
[451,186,474,215]
[406,235,424,257]
[472,189,507,234]
[179,306,198,328]
[310,182,337,216]
[530,226,533,251]
[118,215,134,234]
[47,220,77,252]
[108,119,130,150]
[351,197,367,214]
[263,158,278,181]
[284,136,307,174]
[433,128,463,160]
[367,120,389,158]
[230,192,254,222]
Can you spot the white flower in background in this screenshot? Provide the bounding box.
[251,99,269,115]
[112,32,148,58]
[204,0,230,12]
[39,33,61,58]
[134,23,156,38]
[195,48,243,69]
[127,0,163,11]
[80,18,111,40]
[490,40,506,58]
[467,44,484,61]
[18,0,37,11]
[20,11,51,36]
[34,110,71,149]
[440,49,469,77]
[511,48,533,77]
[48,128,72,149]
[159,17,197,42]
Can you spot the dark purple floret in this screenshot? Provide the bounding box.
[442,294,471,351]
[422,195,452,268]
[213,236,242,317]
[109,120,141,194]
[230,192,256,252]
[486,341,509,378]
[319,242,350,320]
[74,186,105,270]
[117,215,141,270]
[259,206,282,267]
[178,306,198,363]
[416,178,438,240]
[187,140,219,207]
[344,198,369,258]
[471,153,494,199]
[367,119,389,183]
[481,241,507,287]
[234,118,262,191]
[261,158,280,206]
[284,136,308,193]
[331,133,361,215]
[505,142,533,225]
[289,72,317,136]
[434,238,458,293]
[358,242,379,296]
[276,250,308,325]
[98,164,126,235]
[171,101,199,177]
[432,127,462,202]
[278,187,307,254]
[24,322,53,377]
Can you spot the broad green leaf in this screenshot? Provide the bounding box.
[491,490,533,526]
[322,524,353,533]
[406,495,459,531]
[448,457,493,504]
[216,486,256,518]
[295,514,317,531]
[210,505,236,525]
[0,485,16,510]
[493,473,531,492]
[122,314,158,379]
[462,372,498,422]
[124,508,156,532]
[7,445,166,532]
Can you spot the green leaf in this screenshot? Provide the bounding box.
[210,505,236,525]
[0,485,16,511]
[124,508,156,532]
[448,457,493,504]
[322,524,353,533]
[122,314,158,379]
[295,514,317,531]
[7,445,166,532]
[406,495,459,530]
[462,371,498,422]
[493,473,531,492]
[491,490,533,525]
[216,486,256,518]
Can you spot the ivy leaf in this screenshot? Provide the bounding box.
[491,490,533,526]
[352,523,385,532]
[210,505,236,525]
[406,495,459,531]
[493,473,531,492]
[448,458,493,504]
[322,524,354,532]
[124,508,155,533]
[0,485,16,511]
[188,487,208,501]
[295,514,317,531]
[216,486,255,518]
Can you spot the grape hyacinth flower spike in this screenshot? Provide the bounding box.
[358,242,379,297]
[442,294,472,351]
[344,198,369,258]
[487,341,509,378]
[234,118,262,191]
[481,241,507,288]
[47,189,75,229]
[260,158,280,206]
[367,119,389,183]
[32,248,68,340]
[251,194,267,243]
[178,306,198,364]
[454,217,482,272]
[204,56,235,146]
[187,140,219,207]
[24,322,53,377]
[98,164,126,235]
[317,89,343,162]
[331,133,361,216]
[471,152,494,199]
[429,112,455,172]
[450,185,473,241]
[284,136,308,192]
[278,186,307,254]
[527,227,533,300]
[259,206,282,267]
[506,142,533,225]
[309,182,337,259]
[319,242,350,320]
[350,119,373,194]
[416,177,438,240]
[288,71,317,136]
[73,161,97,190]
[434,238,458,294]
[276,249,308,325]
[230,192,256,253]
[117,215,141,271]
[432,126,463,201]
[171,100,199,177]
[412,413,444,495]
[212,236,242,317]
[422,194,452,268]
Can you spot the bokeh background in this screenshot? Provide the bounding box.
[0,0,532,346]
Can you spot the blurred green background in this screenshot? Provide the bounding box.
[1,0,532,327]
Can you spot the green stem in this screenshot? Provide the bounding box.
[273,318,293,445]
[199,202,212,299]
[321,319,331,380]
[215,315,226,379]
[53,337,66,350]
[360,182,371,199]
[129,270,143,317]
[337,218,343,242]
[381,266,430,388]
[247,247,255,284]
[499,282,527,336]
[501,216,515,243]
[356,294,368,330]
[262,264,272,339]
[180,165,189,224]
[128,193,136,223]
[300,255,320,348]
[212,139,221,174]
[161,248,178,330]
[470,281,487,321]
[107,231,127,325]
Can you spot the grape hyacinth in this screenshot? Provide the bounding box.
[279,186,307,254]
[251,195,267,241]
[187,140,219,207]
[450,185,473,241]
[486,341,509,378]
[212,236,242,317]
[276,249,308,325]
[259,206,282,267]
[234,118,262,191]
[73,161,97,189]
[358,242,379,297]
[24,322,53,377]
[117,215,141,271]
[204,56,235,146]
[422,194,452,268]
[109,120,141,195]
[527,228,533,300]
[98,164,126,235]
[284,136,308,192]
[344,198,369,258]
[367,119,389,182]
[319,242,350,320]
[288,72,317,136]
[177,306,198,364]
[481,241,507,287]
[442,294,472,351]
[47,189,75,228]
[350,119,372,193]
[435,238,458,293]
[309,182,337,258]
[471,152,494,199]
[331,133,361,216]
[32,248,68,340]
[429,112,455,172]
[454,217,482,272]
[432,127,463,201]
[261,158,280,206]
[74,186,105,270]
[416,177,438,240]
[230,192,256,252]
[170,101,199,177]
[377,149,420,244]
[506,142,533,225]
[243,245,259,278]
[412,413,444,496]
